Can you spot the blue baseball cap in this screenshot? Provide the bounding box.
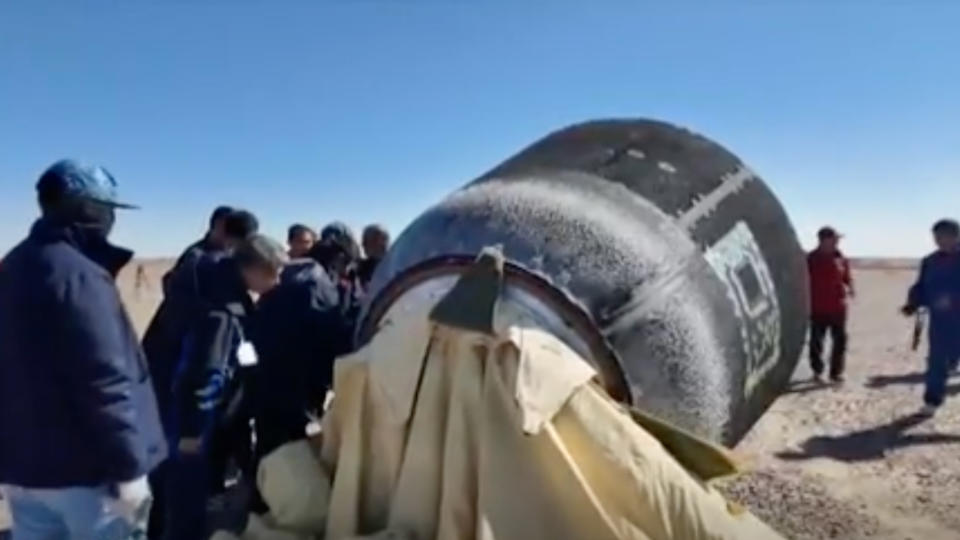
[36,159,138,209]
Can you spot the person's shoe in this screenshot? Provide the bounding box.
[830,374,846,386]
[918,404,939,418]
[813,373,826,384]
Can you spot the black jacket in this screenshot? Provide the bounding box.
[0,220,167,487]
[141,238,227,432]
[250,260,352,456]
[173,256,254,441]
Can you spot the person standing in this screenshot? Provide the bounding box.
[902,219,960,417]
[312,222,363,331]
[357,223,390,289]
[142,205,238,432]
[167,206,234,285]
[143,208,258,540]
[237,234,352,459]
[0,159,166,539]
[286,223,317,259]
[807,226,855,384]
[162,238,256,540]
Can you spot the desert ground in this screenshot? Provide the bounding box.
[720,262,960,539]
[3,260,959,539]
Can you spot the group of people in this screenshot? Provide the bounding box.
[806,219,960,416]
[4,158,960,539]
[0,160,391,539]
[143,210,391,537]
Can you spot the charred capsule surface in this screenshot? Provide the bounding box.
[362,119,808,445]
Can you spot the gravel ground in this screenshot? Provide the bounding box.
[718,267,960,539]
[3,263,959,539]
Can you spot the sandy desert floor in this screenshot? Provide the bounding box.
[3,262,958,539]
[720,265,960,539]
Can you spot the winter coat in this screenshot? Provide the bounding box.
[172,256,254,442]
[807,249,853,317]
[250,260,353,458]
[0,219,166,487]
[908,251,960,323]
[142,240,228,434]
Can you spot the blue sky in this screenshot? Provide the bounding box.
[1,2,958,258]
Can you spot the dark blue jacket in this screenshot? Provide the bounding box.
[908,250,960,329]
[250,260,352,456]
[142,238,227,433]
[173,256,253,442]
[0,220,167,487]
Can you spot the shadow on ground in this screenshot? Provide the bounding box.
[783,379,842,395]
[866,373,926,388]
[777,413,960,462]
[865,373,960,401]
[867,369,960,389]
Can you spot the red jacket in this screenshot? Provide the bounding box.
[807,249,852,316]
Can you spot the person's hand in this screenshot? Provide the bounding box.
[109,475,151,525]
[901,305,917,317]
[178,437,202,454]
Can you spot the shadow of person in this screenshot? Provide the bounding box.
[782,379,827,395]
[776,413,960,463]
[865,373,926,388]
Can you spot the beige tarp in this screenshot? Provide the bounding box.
[216,292,782,540]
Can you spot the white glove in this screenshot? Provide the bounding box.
[109,475,152,525]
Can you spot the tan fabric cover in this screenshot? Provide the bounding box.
[257,440,331,533]
[318,303,783,540]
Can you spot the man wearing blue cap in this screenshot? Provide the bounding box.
[0,160,166,539]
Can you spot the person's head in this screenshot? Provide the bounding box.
[36,159,138,239]
[817,226,841,252]
[287,223,317,259]
[361,224,390,260]
[235,234,289,294]
[222,209,260,252]
[932,219,960,252]
[311,221,360,277]
[207,205,234,247]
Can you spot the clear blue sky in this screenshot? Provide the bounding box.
[1,2,958,258]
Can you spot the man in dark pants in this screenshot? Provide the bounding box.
[144,209,258,540]
[239,234,352,458]
[902,219,960,417]
[0,160,165,538]
[807,227,855,384]
[233,234,351,518]
[162,248,255,540]
[143,205,239,443]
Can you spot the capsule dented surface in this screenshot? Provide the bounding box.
[363,119,809,445]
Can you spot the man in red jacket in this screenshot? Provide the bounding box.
[807,226,855,384]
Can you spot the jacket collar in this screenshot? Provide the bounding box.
[29,218,134,277]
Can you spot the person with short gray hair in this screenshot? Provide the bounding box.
[244,235,354,467]
[236,234,290,295]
